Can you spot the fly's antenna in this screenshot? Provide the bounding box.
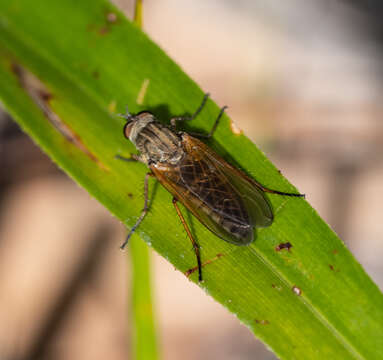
[118,105,134,121]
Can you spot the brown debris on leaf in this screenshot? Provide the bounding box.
[11,63,107,170]
[275,242,292,252]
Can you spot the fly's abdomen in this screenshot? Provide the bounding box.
[151,158,254,245]
[221,216,252,240]
[204,201,252,240]
[178,155,253,241]
[180,157,250,224]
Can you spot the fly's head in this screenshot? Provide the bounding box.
[123,111,155,146]
[122,110,184,166]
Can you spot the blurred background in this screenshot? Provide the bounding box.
[1,0,383,359]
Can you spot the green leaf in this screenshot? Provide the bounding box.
[0,0,382,359]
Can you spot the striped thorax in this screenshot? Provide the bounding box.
[124,112,184,165]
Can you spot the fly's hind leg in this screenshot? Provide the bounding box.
[120,172,153,249]
[172,197,203,282]
[256,182,305,198]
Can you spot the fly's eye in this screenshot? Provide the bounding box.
[123,121,134,139]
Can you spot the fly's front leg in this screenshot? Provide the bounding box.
[170,93,210,130]
[120,172,154,249]
[172,197,203,282]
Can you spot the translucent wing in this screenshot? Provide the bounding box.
[150,134,273,245]
[181,134,273,229]
[151,161,253,245]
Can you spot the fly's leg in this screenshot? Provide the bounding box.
[170,93,210,130]
[257,183,305,198]
[172,197,203,282]
[120,172,153,249]
[171,93,228,139]
[188,105,228,139]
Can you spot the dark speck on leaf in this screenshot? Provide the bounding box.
[275,242,292,252]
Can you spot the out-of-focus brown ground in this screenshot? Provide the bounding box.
[1,1,383,359]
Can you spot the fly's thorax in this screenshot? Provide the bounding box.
[124,112,184,165]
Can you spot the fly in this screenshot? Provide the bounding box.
[118,93,304,282]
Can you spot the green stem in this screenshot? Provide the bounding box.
[130,236,158,360]
[134,0,143,28]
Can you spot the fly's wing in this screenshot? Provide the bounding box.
[151,161,254,245]
[151,134,273,245]
[181,134,273,229]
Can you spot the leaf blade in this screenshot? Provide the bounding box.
[1,1,382,359]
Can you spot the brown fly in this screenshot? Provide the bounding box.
[118,93,304,281]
